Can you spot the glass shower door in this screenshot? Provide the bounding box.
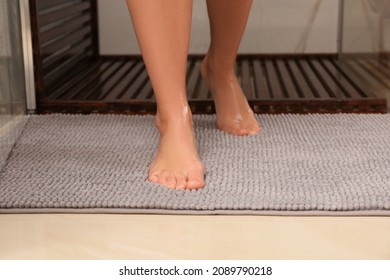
[0,0,28,171]
[340,0,390,109]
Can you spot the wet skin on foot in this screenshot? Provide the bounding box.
[200,54,261,136]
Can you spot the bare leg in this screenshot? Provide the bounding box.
[126,0,205,189]
[201,0,261,135]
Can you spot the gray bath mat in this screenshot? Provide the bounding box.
[0,113,390,216]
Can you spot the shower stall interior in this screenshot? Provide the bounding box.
[23,0,390,116]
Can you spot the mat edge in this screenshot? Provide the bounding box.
[0,208,389,216]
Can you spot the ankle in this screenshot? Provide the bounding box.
[156,107,193,127]
[203,52,235,77]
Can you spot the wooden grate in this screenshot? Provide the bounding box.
[39,54,388,114]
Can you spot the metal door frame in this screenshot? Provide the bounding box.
[19,0,36,114]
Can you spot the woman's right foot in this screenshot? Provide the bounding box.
[147,109,206,190]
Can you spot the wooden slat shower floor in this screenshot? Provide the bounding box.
[39,54,388,114]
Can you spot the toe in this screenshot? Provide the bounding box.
[159,171,171,187]
[187,178,206,189]
[148,171,160,183]
[239,128,248,135]
[247,124,261,135]
[176,175,187,189]
[232,127,247,136]
[166,174,177,189]
[218,123,247,136]
[186,170,206,189]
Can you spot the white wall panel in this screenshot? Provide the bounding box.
[98,0,339,55]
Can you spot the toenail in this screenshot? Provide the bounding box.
[188,180,204,187]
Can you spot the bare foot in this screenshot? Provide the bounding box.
[201,54,261,136]
[147,110,206,189]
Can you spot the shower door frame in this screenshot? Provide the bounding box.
[19,0,36,114]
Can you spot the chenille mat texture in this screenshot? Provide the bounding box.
[0,113,389,216]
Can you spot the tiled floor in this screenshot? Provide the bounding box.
[0,214,389,260]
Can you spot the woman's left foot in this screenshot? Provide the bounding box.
[200,53,261,136]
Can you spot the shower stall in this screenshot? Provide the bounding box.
[1,0,390,168]
[22,0,389,116]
